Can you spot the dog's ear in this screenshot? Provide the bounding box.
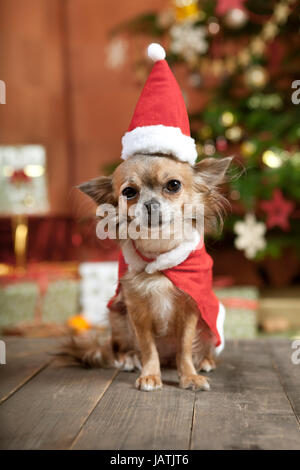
[193,157,232,187]
[78,176,115,205]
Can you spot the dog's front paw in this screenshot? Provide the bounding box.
[135,374,162,391]
[179,374,210,391]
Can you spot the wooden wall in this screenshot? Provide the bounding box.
[0,0,168,215]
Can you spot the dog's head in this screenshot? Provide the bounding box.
[79,154,232,240]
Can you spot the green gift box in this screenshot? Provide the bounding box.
[0,282,38,327]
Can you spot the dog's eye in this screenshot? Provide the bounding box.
[122,187,138,199]
[165,180,181,193]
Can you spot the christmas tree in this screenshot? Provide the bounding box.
[108,0,300,283]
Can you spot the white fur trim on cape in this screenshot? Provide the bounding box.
[145,230,200,274]
[121,125,197,165]
[215,302,226,355]
[121,231,200,275]
[121,239,147,274]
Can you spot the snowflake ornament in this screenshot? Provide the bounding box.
[234,214,266,259]
[170,22,208,61]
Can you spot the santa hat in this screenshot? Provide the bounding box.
[121,43,197,165]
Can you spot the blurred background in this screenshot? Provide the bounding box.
[0,0,299,339]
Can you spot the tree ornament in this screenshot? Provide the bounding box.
[234,214,266,259]
[203,140,216,156]
[237,49,251,67]
[262,149,282,168]
[207,18,220,35]
[174,0,202,23]
[170,22,208,61]
[245,65,268,89]
[250,37,266,56]
[260,189,295,231]
[216,0,246,16]
[199,125,213,139]
[220,111,235,127]
[224,8,248,29]
[262,22,279,41]
[225,125,243,142]
[240,140,257,157]
[273,3,290,24]
[216,136,228,152]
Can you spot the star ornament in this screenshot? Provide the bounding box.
[234,214,266,259]
[260,189,295,231]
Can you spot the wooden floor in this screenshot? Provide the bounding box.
[0,337,299,450]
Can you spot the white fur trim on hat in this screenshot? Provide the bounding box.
[147,43,166,62]
[121,125,197,165]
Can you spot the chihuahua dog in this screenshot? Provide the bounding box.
[62,153,232,392]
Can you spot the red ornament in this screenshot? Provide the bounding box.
[216,0,246,16]
[216,136,228,152]
[260,189,295,231]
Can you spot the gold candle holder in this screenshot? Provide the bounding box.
[12,214,28,272]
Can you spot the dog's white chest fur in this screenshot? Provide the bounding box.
[130,273,175,336]
[148,277,174,335]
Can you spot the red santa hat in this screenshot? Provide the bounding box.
[121,43,197,165]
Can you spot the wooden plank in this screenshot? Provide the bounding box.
[0,359,118,449]
[267,339,300,424]
[0,338,58,404]
[72,368,195,450]
[191,340,300,450]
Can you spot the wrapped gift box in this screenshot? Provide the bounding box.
[79,262,118,326]
[0,281,38,327]
[42,280,80,323]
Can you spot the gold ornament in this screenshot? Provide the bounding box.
[211,59,223,76]
[241,141,257,157]
[274,3,290,23]
[262,21,279,40]
[245,65,268,89]
[174,0,203,22]
[262,149,282,168]
[250,37,266,56]
[220,111,235,127]
[238,49,251,67]
[199,125,213,139]
[225,126,243,142]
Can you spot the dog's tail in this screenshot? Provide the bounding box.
[56,334,114,368]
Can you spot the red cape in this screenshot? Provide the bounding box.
[108,242,221,347]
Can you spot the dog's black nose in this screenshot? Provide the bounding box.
[144,198,160,215]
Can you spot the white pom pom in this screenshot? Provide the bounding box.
[147,43,166,62]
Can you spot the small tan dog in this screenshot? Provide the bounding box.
[63,153,231,391]
[61,43,232,391]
